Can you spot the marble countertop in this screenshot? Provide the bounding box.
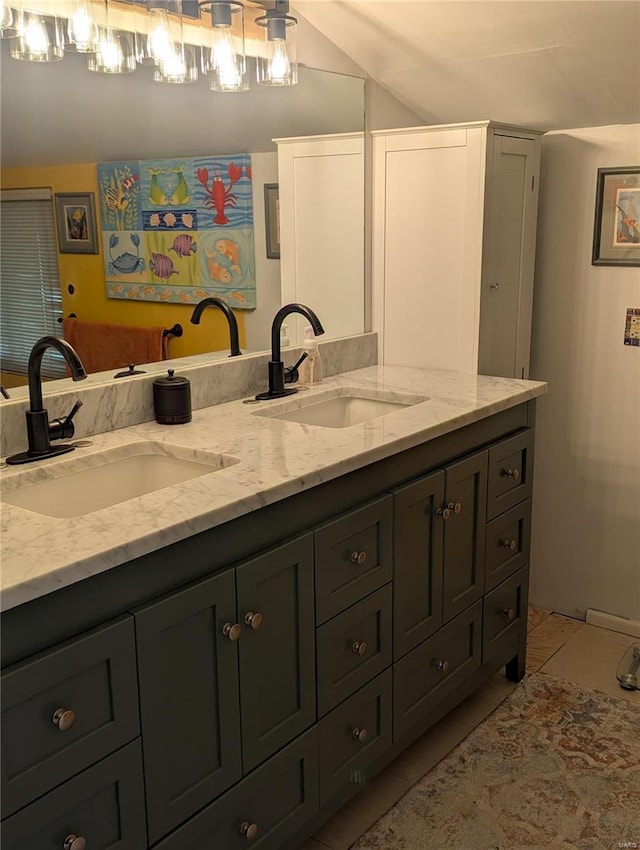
[0,366,547,611]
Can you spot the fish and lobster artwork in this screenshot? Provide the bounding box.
[98,153,256,307]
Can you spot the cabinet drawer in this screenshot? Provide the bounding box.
[1,616,139,818]
[485,500,531,591]
[483,566,529,665]
[318,669,392,806]
[154,727,318,850]
[487,430,534,520]
[315,495,393,624]
[317,585,392,717]
[1,740,146,850]
[393,602,482,742]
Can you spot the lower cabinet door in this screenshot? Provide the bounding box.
[393,602,482,742]
[319,669,392,805]
[154,727,319,850]
[1,740,146,850]
[134,568,242,844]
[237,534,316,773]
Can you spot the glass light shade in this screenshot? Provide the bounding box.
[200,0,246,93]
[134,0,182,66]
[10,10,64,61]
[255,9,297,87]
[153,41,198,83]
[65,0,100,52]
[87,27,136,74]
[1,1,18,38]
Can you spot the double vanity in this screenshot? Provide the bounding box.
[0,363,546,850]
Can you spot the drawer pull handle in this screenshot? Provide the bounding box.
[63,834,87,850]
[500,538,517,551]
[350,550,368,566]
[448,502,462,515]
[240,821,259,840]
[352,727,369,744]
[352,640,368,656]
[435,659,449,673]
[501,607,516,621]
[244,611,263,630]
[222,622,242,641]
[501,467,520,482]
[435,506,451,520]
[52,708,76,732]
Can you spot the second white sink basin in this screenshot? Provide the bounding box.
[254,387,429,428]
[1,441,240,518]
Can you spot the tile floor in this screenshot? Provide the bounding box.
[299,608,640,850]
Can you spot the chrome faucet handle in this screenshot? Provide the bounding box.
[284,352,308,385]
[50,400,83,441]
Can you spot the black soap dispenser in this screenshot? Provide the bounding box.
[153,369,192,424]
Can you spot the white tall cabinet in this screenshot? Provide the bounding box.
[372,122,543,378]
[276,132,365,345]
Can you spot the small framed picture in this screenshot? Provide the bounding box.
[592,167,640,266]
[264,183,280,259]
[54,192,99,254]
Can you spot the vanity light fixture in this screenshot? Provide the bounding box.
[9,7,64,62]
[153,40,199,83]
[199,0,247,93]
[65,0,100,53]
[255,0,297,87]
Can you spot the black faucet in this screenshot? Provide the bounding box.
[256,303,324,400]
[6,336,87,465]
[190,297,242,357]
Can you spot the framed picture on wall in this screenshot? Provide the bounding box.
[54,192,99,254]
[592,166,640,266]
[264,183,280,259]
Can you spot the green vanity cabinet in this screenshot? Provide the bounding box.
[134,534,315,843]
[1,400,538,850]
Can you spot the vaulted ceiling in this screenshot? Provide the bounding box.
[293,0,640,131]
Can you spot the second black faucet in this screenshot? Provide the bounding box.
[256,303,324,400]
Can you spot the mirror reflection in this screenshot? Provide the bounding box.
[0,36,365,393]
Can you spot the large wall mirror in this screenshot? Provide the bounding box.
[0,28,365,393]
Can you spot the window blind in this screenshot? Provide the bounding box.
[0,189,65,379]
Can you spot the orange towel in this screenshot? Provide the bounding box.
[63,318,167,374]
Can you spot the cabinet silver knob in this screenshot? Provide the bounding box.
[52,708,76,732]
[447,502,462,515]
[240,821,259,840]
[501,467,520,482]
[435,506,451,520]
[63,834,86,850]
[501,607,515,621]
[352,727,369,744]
[351,551,367,566]
[435,659,449,673]
[352,640,368,656]
[222,622,242,641]
[244,611,263,630]
[500,538,517,551]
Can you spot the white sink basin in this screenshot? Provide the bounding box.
[1,441,240,518]
[254,387,428,428]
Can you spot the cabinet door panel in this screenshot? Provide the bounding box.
[485,500,531,591]
[237,534,316,773]
[483,566,529,666]
[1,740,146,850]
[134,569,241,844]
[443,452,487,622]
[487,429,534,519]
[393,470,444,659]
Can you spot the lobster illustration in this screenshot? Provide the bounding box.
[197,162,242,226]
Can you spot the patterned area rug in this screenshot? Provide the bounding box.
[352,673,640,850]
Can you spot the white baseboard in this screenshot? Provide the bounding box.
[586,608,640,639]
